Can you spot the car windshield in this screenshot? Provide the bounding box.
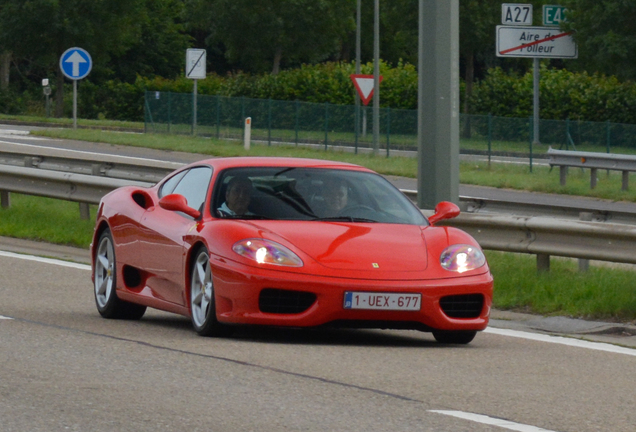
[213,167,427,225]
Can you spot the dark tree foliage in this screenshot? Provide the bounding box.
[195,0,355,74]
[561,0,636,81]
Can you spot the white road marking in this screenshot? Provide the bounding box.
[0,140,184,167]
[485,327,636,356]
[429,410,556,432]
[0,250,91,271]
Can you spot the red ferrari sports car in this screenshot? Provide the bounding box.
[91,157,493,344]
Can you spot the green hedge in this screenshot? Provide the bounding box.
[6,62,636,125]
[469,65,636,124]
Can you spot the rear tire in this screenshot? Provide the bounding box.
[432,330,477,345]
[94,229,146,320]
[190,247,232,337]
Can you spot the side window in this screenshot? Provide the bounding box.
[159,170,187,198]
[172,167,213,212]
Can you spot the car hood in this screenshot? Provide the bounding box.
[251,221,428,272]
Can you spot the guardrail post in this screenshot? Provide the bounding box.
[1,191,9,208]
[622,171,629,191]
[79,203,90,220]
[578,212,592,271]
[537,253,550,272]
[559,166,567,186]
[590,168,597,189]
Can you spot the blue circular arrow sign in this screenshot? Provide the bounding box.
[59,47,92,80]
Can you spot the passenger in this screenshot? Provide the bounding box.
[218,176,253,217]
[322,177,349,216]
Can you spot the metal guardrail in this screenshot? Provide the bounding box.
[434,212,636,269]
[0,164,152,205]
[1,147,636,270]
[0,145,177,183]
[548,147,636,190]
[401,190,636,225]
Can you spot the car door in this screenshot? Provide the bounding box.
[136,166,213,306]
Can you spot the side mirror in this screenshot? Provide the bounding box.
[427,201,460,225]
[159,194,201,219]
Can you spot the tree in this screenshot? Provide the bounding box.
[109,0,192,82]
[0,0,146,115]
[561,0,636,81]
[198,0,355,74]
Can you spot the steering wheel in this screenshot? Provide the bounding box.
[338,204,376,217]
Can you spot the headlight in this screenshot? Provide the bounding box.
[440,244,485,273]
[232,238,303,267]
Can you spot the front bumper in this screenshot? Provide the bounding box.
[211,259,493,332]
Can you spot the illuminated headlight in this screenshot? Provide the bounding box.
[232,239,303,267]
[440,244,485,273]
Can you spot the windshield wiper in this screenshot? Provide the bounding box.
[221,214,270,220]
[312,216,378,223]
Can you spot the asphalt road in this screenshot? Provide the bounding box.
[1,247,635,432]
[1,126,636,431]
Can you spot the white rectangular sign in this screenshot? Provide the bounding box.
[502,4,533,25]
[496,26,577,58]
[186,49,206,79]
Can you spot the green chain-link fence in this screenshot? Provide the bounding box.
[145,91,636,160]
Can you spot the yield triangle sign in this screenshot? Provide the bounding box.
[350,74,383,106]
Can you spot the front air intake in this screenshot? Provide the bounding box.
[259,289,316,314]
[439,294,484,318]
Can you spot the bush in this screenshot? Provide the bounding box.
[470,65,636,124]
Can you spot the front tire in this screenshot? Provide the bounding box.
[432,330,477,345]
[94,229,146,320]
[190,247,232,337]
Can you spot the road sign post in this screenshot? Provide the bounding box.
[42,79,51,118]
[186,49,206,136]
[350,74,383,139]
[59,47,92,129]
[496,11,577,172]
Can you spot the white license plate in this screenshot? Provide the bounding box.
[343,292,421,311]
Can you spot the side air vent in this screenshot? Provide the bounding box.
[439,294,484,318]
[132,191,153,209]
[122,265,143,289]
[259,289,317,314]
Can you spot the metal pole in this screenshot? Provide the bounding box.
[386,107,390,157]
[192,79,198,136]
[324,102,329,150]
[216,95,220,139]
[295,100,299,146]
[372,0,380,155]
[532,57,540,172]
[73,80,77,130]
[487,113,492,167]
[268,98,272,146]
[168,92,172,133]
[417,0,460,209]
[355,0,361,154]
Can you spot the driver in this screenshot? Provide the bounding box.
[218,176,253,217]
[322,177,349,216]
